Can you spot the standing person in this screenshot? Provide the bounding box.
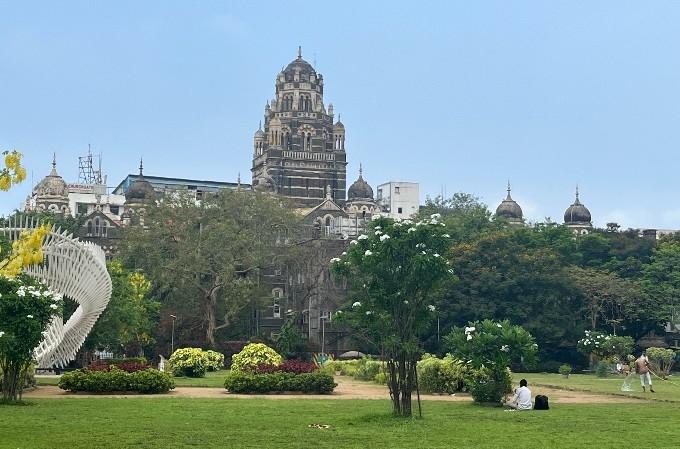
[635,352,655,393]
[507,379,532,410]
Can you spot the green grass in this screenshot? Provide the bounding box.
[1,398,680,448]
[36,370,229,388]
[513,372,680,402]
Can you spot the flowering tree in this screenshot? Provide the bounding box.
[577,330,634,361]
[445,320,537,404]
[0,151,26,191]
[332,215,454,417]
[0,275,63,402]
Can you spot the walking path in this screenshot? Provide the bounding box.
[24,376,643,403]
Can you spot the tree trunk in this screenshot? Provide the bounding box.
[386,350,417,417]
[205,291,217,348]
[1,359,27,403]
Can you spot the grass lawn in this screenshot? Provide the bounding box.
[36,370,230,388]
[2,398,680,448]
[513,373,680,402]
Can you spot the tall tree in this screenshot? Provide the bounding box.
[641,241,680,326]
[419,193,502,243]
[119,190,298,348]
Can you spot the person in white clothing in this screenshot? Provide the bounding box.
[507,379,532,410]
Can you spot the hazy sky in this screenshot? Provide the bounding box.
[2,1,679,229]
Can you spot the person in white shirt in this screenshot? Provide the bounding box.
[507,379,532,410]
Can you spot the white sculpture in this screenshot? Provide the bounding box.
[1,217,112,368]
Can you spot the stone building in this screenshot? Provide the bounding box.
[564,187,593,235]
[31,155,71,216]
[251,47,347,207]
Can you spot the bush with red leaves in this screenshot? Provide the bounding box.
[87,360,149,373]
[253,359,317,375]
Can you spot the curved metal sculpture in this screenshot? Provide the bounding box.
[1,216,112,368]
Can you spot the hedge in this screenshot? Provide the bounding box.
[58,367,175,394]
[224,371,336,394]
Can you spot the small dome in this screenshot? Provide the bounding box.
[34,155,68,198]
[495,183,523,221]
[334,120,345,130]
[347,166,373,200]
[254,124,265,139]
[282,47,316,80]
[126,160,155,203]
[564,188,592,224]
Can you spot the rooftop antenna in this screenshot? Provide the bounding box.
[313,52,317,69]
[78,145,102,184]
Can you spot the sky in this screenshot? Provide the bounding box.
[1,1,679,229]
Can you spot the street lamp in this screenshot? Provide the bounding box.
[320,317,326,355]
[170,314,177,355]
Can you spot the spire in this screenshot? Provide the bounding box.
[359,163,363,178]
[49,152,58,176]
[258,120,262,130]
[237,172,241,189]
[139,158,144,176]
[506,180,512,200]
[575,185,580,204]
[297,46,302,59]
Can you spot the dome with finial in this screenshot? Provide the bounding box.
[334,114,344,130]
[282,46,316,81]
[254,121,265,138]
[564,186,592,224]
[126,159,155,203]
[495,182,523,221]
[347,165,373,200]
[34,154,68,198]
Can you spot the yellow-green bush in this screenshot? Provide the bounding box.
[230,343,282,372]
[417,354,467,394]
[169,348,210,378]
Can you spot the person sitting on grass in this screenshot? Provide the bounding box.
[507,379,532,410]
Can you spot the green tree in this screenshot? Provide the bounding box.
[419,193,503,243]
[120,190,298,348]
[332,215,453,417]
[84,261,159,356]
[641,241,680,326]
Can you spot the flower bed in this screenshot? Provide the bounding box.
[224,370,336,394]
[58,367,175,394]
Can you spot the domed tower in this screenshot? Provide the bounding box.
[251,47,347,206]
[564,186,593,235]
[253,121,265,157]
[123,159,155,226]
[345,165,378,219]
[33,154,70,215]
[495,182,523,226]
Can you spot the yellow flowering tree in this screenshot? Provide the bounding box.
[0,225,49,278]
[0,151,26,192]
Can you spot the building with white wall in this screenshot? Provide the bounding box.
[376,182,420,220]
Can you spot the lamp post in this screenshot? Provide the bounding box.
[170,314,177,355]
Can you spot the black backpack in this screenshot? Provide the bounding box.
[534,395,549,410]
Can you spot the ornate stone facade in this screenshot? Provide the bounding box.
[251,48,347,207]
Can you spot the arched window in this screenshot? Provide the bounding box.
[325,216,331,227]
[272,288,283,318]
[94,217,100,236]
[102,221,108,237]
[306,133,312,151]
[86,220,92,236]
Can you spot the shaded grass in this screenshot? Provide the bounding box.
[36,370,229,388]
[1,398,680,448]
[513,373,680,403]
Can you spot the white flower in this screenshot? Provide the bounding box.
[342,252,347,256]
[464,326,476,334]
[330,257,341,263]
[442,234,450,238]
[26,315,34,319]
[403,300,409,304]
[403,219,413,225]
[335,310,342,315]
[466,334,473,341]
[433,253,440,258]
[407,227,416,233]
[421,251,426,255]
[430,213,441,219]
[352,301,361,308]
[496,323,502,328]
[350,240,358,245]
[532,343,538,348]
[394,222,402,227]
[50,304,59,310]
[448,269,454,274]
[427,305,436,312]
[0,331,4,338]
[17,289,25,297]
[374,226,382,230]
[416,243,426,248]
[440,223,446,226]
[375,230,383,235]
[379,234,390,241]
[52,293,63,302]
[364,250,373,256]
[357,234,369,240]
[500,345,510,352]
[365,311,373,316]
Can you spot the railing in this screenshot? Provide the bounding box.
[282,151,335,161]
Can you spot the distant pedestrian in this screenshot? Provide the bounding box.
[635,352,655,393]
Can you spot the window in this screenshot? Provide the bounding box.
[398,207,403,214]
[377,189,382,200]
[110,206,120,215]
[272,288,283,318]
[86,220,92,236]
[94,217,100,236]
[395,186,400,194]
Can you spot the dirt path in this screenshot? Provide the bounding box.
[24,376,643,403]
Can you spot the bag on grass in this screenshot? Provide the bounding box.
[534,395,549,410]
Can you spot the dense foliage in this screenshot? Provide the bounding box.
[224,370,335,394]
[332,215,454,417]
[645,347,677,379]
[0,275,63,402]
[169,348,210,378]
[230,343,282,372]
[254,359,316,374]
[417,354,467,394]
[576,331,635,360]
[58,367,174,394]
[205,350,225,371]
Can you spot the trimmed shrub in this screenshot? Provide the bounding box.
[468,367,512,405]
[231,343,282,372]
[417,354,467,394]
[87,360,149,373]
[596,361,609,378]
[353,358,383,381]
[254,359,317,374]
[169,348,210,378]
[646,347,676,379]
[224,371,336,394]
[559,364,572,376]
[58,367,174,394]
[205,350,225,372]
